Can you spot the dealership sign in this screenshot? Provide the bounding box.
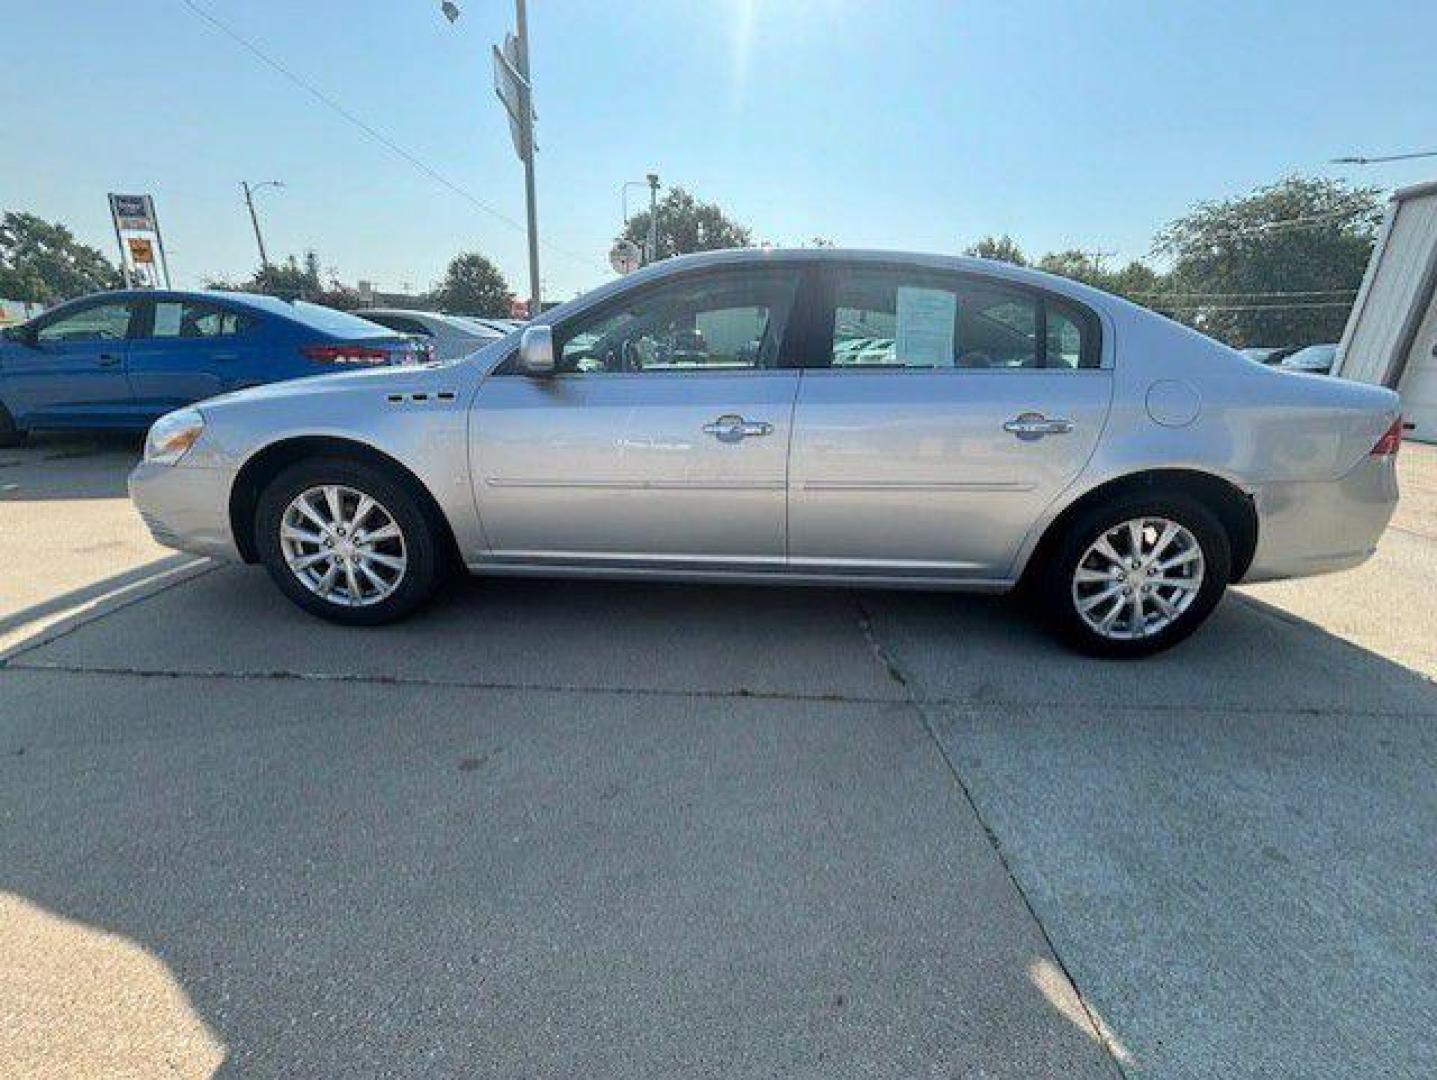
[107,193,170,288]
[109,193,156,232]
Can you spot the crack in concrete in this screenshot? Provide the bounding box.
[854,597,1132,1079]
[3,659,1432,721]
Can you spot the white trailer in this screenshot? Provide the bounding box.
[1334,179,1437,442]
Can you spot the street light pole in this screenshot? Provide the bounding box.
[621,180,648,224]
[241,180,283,269]
[645,172,660,264]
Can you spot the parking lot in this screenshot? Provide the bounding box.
[1,436,1433,1078]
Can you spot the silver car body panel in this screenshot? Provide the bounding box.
[129,249,1401,592]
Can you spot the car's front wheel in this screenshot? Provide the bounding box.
[255,457,443,625]
[1040,493,1231,657]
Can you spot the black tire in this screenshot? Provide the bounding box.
[1038,492,1230,658]
[254,456,444,626]
[0,402,25,448]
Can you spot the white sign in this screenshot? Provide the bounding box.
[109,193,155,232]
[609,240,642,275]
[895,287,957,367]
[492,33,532,160]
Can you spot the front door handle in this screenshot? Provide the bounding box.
[703,414,773,443]
[212,352,239,362]
[1003,412,1074,439]
[96,352,122,367]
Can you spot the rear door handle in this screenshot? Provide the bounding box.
[703,414,774,443]
[1004,412,1074,439]
[212,352,239,362]
[96,352,122,367]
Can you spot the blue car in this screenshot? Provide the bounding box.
[0,290,430,444]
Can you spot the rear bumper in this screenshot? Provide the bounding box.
[1243,455,1399,582]
[128,461,243,562]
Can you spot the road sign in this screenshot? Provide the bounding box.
[109,193,155,232]
[492,33,532,160]
[609,239,642,275]
[126,237,155,264]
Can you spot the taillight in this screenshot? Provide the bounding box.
[1370,416,1404,457]
[302,344,391,365]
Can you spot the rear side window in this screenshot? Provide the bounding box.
[149,301,256,339]
[826,267,1099,370]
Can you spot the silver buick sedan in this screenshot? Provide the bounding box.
[129,250,1402,657]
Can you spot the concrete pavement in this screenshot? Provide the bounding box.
[1,437,1434,1077]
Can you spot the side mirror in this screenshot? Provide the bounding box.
[1,325,33,346]
[517,325,555,376]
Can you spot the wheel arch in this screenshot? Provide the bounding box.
[1019,468,1259,587]
[229,435,460,566]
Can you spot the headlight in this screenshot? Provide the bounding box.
[144,408,205,465]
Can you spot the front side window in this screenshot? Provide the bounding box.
[149,301,255,339]
[827,268,1097,370]
[551,270,799,374]
[36,302,134,344]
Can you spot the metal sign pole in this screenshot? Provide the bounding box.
[108,195,133,288]
[146,195,173,289]
[514,0,541,317]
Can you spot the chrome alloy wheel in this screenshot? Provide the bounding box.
[279,485,407,607]
[1071,517,1205,641]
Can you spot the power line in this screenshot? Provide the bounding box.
[1150,300,1354,312]
[1132,288,1358,301]
[177,0,597,271]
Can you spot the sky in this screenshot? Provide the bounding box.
[4,0,1436,300]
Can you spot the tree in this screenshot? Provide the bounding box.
[429,252,512,316]
[1153,176,1382,347]
[0,212,122,303]
[964,234,1027,266]
[618,187,753,261]
[206,249,365,310]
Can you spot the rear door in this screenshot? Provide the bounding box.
[1,299,139,428]
[125,298,266,418]
[788,263,1112,581]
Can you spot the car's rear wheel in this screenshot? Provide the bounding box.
[1040,493,1230,657]
[255,457,443,625]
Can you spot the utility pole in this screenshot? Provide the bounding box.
[1084,248,1117,274]
[645,172,661,264]
[450,1,541,317]
[514,0,540,315]
[241,180,283,269]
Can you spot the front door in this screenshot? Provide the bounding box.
[3,299,138,428]
[788,264,1113,581]
[470,267,804,568]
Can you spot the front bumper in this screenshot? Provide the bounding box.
[1244,455,1399,582]
[128,461,243,562]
